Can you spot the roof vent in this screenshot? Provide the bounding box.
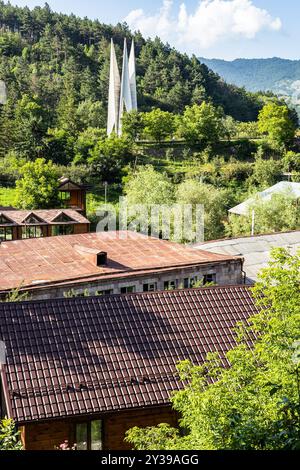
[74,244,108,267]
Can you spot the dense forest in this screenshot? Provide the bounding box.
[0,1,265,161]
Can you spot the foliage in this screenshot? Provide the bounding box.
[177,103,227,145]
[226,193,300,237]
[143,109,175,142]
[258,102,297,147]
[122,110,145,141]
[88,134,133,182]
[176,179,234,240]
[14,157,59,209]
[124,165,174,206]
[126,249,300,450]
[0,1,265,166]
[248,146,282,189]
[0,418,23,450]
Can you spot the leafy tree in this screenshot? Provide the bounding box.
[73,127,105,164]
[88,135,133,182]
[248,146,282,189]
[143,109,175,142]
[126,249,300,450]
[176,179,234,240]
[258,102,297,147]
[121,110,145,141]
[0,418,23,450]
[124,165,174,206]
[15,157,59,209]
[177,102,226,145]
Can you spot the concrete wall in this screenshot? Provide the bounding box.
[23,259,243,300]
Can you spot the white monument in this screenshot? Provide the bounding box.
[107,38,137,136]
[107,39,121,136]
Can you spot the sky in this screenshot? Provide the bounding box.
[8,0,300,60]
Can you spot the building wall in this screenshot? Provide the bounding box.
[24,259,243,300]
[20,406,177,451]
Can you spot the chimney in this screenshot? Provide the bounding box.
[74,245,108,267]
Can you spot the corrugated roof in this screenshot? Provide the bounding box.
[0,231,240,292]
[194,230,300,284]
[0,286,258,424]
[229,182,300,215]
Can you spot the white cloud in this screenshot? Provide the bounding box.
[124,0,282,52]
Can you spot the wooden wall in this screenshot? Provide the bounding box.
[20,406,177,451]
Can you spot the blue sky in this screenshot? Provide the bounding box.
[8,1,300,60]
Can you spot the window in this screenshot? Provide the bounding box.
[0,227,13,242]
[22,226,43,239]
[143,282,157,292]
[60,191,71,202]
[203,273,216,285]
[164,280,176,291]
[120,286,136,294]
[96,289,113,296]
[52,225,74,236]
[183,277,198,288]
[75,420,103,450]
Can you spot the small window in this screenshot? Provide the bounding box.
[143,282,157,292]
[0,227,13,241]
[203,274,216,285]
[96,289,113,296]
[22,226,43,239]
[52,225,74,236]
[75,420,103,451]
[60,191,71,202]
[120,286,136,294]
[164,280,176,291]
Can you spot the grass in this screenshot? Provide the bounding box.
[0,187,16,207]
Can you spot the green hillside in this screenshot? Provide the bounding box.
[0,1,265,163]
[199,57,300,114]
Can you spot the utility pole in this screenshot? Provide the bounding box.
[251,209,255,236]
[104,181,108,204]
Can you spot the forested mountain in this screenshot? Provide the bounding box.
[0,1,266,163]
[199,57,300,115]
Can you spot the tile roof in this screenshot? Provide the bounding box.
[0,231,240,292]
[0,286,258,424]
[194,230,300,284]
[0,209,89,226]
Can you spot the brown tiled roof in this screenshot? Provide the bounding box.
[0,209,89,226]
[0,231,241,292]
[0,286,258,424]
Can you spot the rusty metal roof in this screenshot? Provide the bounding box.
[0,231,240,292]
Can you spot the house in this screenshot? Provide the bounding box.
[0,231,244,299]
[58,177,87,214]
[194,230,300,284]
[0,209,90,242]
[229,181,300,216]
[0,286,259,450]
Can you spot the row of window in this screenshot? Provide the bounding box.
[117,275,217,295]
[0,225,75,242]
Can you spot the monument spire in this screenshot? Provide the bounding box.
[129,39,137,111]
[107,39,121,136]
[118,38,132,135]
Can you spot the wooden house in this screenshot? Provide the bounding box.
[0,286,258,450]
